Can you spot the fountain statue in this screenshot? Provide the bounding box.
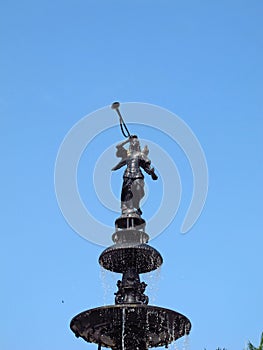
[70,102,191,350]
[112,134,158,216]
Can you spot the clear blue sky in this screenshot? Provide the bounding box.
[1,1,262,350]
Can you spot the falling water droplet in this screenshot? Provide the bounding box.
[100,266,107,306]
[183,333,189,350]
[143,267,162,304]
[122,308,126,350]
[169,340,179,350]
[100,267,121,305]
[146,310,150,347]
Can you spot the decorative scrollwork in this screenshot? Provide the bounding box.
[114,278,149,305]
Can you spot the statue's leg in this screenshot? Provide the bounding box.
[131,179,145,214]
[121,178,133,213]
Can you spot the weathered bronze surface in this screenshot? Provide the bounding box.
[70,305,191,350]
[70,103,191,349]
[112,135,158,216]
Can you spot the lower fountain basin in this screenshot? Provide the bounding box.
[70,305,191,350]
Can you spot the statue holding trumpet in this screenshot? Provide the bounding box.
[111,102,158,216]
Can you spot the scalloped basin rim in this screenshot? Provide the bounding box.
[70,304,191,349]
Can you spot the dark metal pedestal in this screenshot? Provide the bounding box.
[70,214,191,350]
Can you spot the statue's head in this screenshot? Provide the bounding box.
[129,135,141,152]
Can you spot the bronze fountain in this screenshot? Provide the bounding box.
[70,102,191,350]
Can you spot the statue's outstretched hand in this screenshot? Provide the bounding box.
[151,168,158,180]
